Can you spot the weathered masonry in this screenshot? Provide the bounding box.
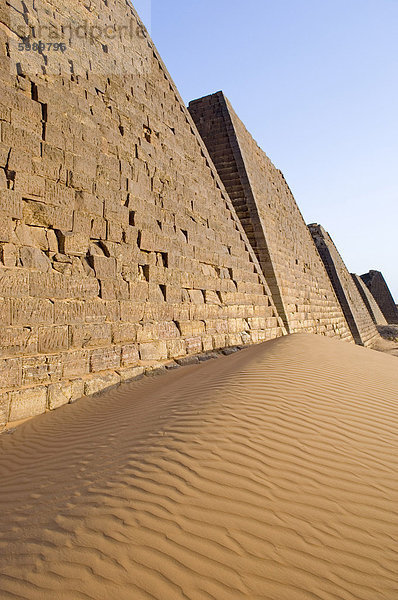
[360,271,398,324]
[0,0,286,428]
[189,92,352,340]
[308,225,380,346]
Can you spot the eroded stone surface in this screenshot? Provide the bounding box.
[0,0,284,426]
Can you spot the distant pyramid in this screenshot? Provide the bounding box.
[351,274,387,326]
[308,225,380,346]
[360,271,398,324]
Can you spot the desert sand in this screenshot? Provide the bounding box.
[1,333,398,600]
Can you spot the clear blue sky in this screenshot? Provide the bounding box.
[135,0,398,300]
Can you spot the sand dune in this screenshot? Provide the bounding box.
[1,333,398,600]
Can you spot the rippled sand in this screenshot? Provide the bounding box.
[1,333,398,599]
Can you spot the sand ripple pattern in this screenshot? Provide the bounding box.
[1,333,398,599]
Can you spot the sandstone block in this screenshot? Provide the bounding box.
[177,320,205,336]
[106,221,123,243]
[227,333,243,346]
[90,347,121,372]
[12,298,54,326]
[0,357,22,389]
[137,321,180,343]
[53,300,85,325]
[112,323,138,344]
[45,180,75,208]
[62,350,90,379]
[212,334,226,349]
[202,336,214,352]
[23,198,73,230]
[99,278,129,300]
[185,336,202,355]
[29,272,99,299]
[0,326,37,358]
[139,341,168,361]
[70,379,84,402]
[0,171,6,189]
[0,393,10,428]
[0,267,29,297]
[121,343,140,366]
[188,289,205,304]
[90,216,107,240]
[75,191,103,216]
[120,301,145,322]
[117,366,145,383]
[166,338,186,358]
[47,230,59,252]
[9,386,47,421]
[0,298,11,326]
[204,289,222,305]
[47,381,72,410]
[38,326,69,353]
[58,231,90,256]
[84,372,120,396]
[86,299,120,323]
[0,190,23,219]
[22,355,62,386]
[20,246,51,272]
[89,255,117,279]
[143,302,174,322]
[139,230,168,253]
[70,323,112,349]
[1,123,41,158]
[28,270,65,298]
[0,243,17,267]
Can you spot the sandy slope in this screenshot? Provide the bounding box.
[0,333,398,600]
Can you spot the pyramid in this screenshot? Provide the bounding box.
[0,0,285,427]
[308,226,380,346]
[189,92,352,340]
[361,271,398,324]
[351,274,387,326]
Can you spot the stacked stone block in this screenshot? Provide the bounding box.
[308,225,380,346]
[351,273,387,326]
[360,271,398,324]
[0,0,285,428]
[189,92,352,340]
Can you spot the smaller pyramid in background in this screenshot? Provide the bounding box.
[308,225,380,346]
[361,271,398,324]
[351,274,387,326]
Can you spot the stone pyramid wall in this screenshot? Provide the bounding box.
[351,274,387,326]
[360,271,398,324]
[189,92,352,340]
[0,0,285,428]
[308,225,380,346]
